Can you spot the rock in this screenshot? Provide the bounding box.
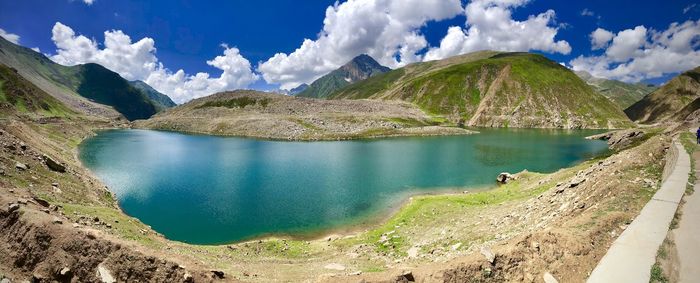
[324,263,346,271]
[395,271,415,282]
[97,263,116,283]
[52,217,63,224]
[33,197,49,207]
[496,172,516,184]
[183,272,193,282]
[211,270,225,279]
[17,198,27,205]
[59,267,71,277]
[543,272,558,283]
[407,247,419,258]
[15,162,28,171]
[451,242,462,250]
[8,203,20,212]
[569,176,586,188]
[480,246,495,264]
[349,271,362,276]
[0,278,10,283]
[43,155,66,173]
[19,142,27,150]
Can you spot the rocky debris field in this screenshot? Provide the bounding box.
[134,90,474,140]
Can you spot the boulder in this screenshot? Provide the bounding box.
[15,162,28,171]
[211,270,225,279]
[395,271,415,282]
[480,246,496,264]
[543,272,559,283]
[97,263,116,283]
[43,155,66,173]
[8,203,20,212]
[496,172,516,184]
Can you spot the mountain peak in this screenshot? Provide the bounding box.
[297,54,391,98]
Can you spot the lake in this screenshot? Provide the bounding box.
[78,128,608,244]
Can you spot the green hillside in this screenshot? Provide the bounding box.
[0,63,75,118]
[331,52,632,129]
[0,36,171,120]
[625,67,700,124]
[575,71,657,109]
[129,80,177,111]
[297,54,391,98]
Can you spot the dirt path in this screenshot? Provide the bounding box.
[672,150,700,282]
[587,141,690,283]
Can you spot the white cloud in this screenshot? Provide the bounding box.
[570,20,700,82]
[423,0,571,61]
[31,47,41,52]
[257,0,463,90]
[0,28,20,44]
[590,28,614,50]
[49,22,258,103]
[83,0,95,5]
[581,8,595,17]
[684,4,697,14]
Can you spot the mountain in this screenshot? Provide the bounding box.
[129,80,177,110]
[0,36,172,120]
[625,67,700,124]
[0,63,75,118]
[297,54,391,98]
[575,71,657,109]
[288,83,309,95]
[330,51,632,129]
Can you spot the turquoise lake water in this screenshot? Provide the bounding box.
[78,128,609,244]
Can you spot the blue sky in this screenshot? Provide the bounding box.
[0,0,699,103]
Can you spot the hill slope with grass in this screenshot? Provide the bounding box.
[625,67,700,124]
[575,71,657,109]
[0,63,76,118]
[331,51,632,129]
[129,80,177,111]
[297,54,391,98]
[0,36,172,120]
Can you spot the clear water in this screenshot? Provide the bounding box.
[78,128,608,244]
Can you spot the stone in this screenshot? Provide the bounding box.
[0,278,10,283]
[19,142,27,150]
[496,172,516,184]
[52,217,63,224]
[33,197,49,207]
[407,247,419,258]
[8,203,20,212]
[16,198,27,205]
[59,267,71,276]
[451,242,462,251]
[480,246,495,264]
[324,263,346,271]
[183,272,193,282]
[43,155,66,173]
[395,271,414,282]
[15,162,28,171]
[569,176,586,188]
[211,270,225,279]
[543,272,558,283]
[349,271,362,276]
[97,263,116,283]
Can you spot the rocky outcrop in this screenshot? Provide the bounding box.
[587,129,645,150]
[42,155,66,173]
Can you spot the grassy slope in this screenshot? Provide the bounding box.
[0,36,165,120]
[332,52,631,129]
[129,80,177,111]
[0,63,76,118]
[625,67,700,124]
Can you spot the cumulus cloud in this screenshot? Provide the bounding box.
[423,0,571,61]
[581,8,595,17]
[0,28,20,44]
[570,20,700,82]
[258,0,463,90]
[590,28,614,50]
[49,22,258,103]
[82,0,95,5]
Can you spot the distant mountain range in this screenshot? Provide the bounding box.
[625,66,700,124]
[0,36,174,120]
[297,54,391,98]
[329,51,632,129]
[575,71,657,109]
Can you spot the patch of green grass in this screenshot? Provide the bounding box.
[197,97,270,109]
[680,132,697,195]
[60,203,162,248]
[650,263,668,283]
